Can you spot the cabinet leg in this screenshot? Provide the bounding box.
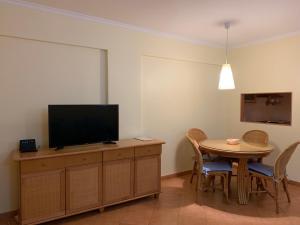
[154,193,160,198]
[99,208,104,213]
[14,214,20,225]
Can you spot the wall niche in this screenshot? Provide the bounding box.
[241,92,292,125]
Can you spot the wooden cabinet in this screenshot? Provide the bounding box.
[65,152,101,167]
[103,148,134,205]
[20,169,65,225]
[20,157,65,174]
[66,164,101,214]
[65,152,102,214]
[15,139,164,225]
[134,145,161,197]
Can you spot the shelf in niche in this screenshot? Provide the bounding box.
[241,92,292,126]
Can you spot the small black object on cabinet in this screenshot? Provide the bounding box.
[19,139,37,152]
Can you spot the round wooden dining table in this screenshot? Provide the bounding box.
[199,139,273,204]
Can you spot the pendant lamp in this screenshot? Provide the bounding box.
[218,22,235,90]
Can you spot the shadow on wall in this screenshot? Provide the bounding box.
[175,136,194,173]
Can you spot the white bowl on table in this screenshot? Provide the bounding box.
[226,138,240,145]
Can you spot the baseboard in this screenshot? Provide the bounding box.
[0,209,17,220]
[288,179,300,186]
[161,170,192,179]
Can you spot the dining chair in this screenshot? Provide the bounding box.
[186,128,209,183]
[248,141,300,213]
[241,130,269,185]
[242,130,269,146]
[186,135,232,201]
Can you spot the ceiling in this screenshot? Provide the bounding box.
[22,0,300,47]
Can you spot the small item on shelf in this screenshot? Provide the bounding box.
[19,139,37,152]
[135,137,153,141]
[226,138,240,145]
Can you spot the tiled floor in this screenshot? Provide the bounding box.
[4,174,300,225]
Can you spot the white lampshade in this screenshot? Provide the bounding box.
[218,63,235,90]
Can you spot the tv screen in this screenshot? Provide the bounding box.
[48,105,119,148]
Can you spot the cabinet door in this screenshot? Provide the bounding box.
[135,155,161,197]
[21,169,65,224]
[103,159,134,205]
[66,164,101,214]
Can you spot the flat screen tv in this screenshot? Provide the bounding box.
[48,104,119,149]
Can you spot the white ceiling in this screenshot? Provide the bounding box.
[21,0,300,47]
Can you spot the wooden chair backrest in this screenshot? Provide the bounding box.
[242,130,269,146]
[186,128,207,145]
[186,131,204,171]
[274,142,300,180]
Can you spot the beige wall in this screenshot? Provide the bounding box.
[0,2,223,213]
[0,36,105,213]
[226,36,300,181]
[141,56,225,175]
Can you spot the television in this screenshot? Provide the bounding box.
[48,104,119,148]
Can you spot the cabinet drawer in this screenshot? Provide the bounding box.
[65,152,101,167]
[21,157,65,174]
[103,148,134,161]
[135,145,162,157]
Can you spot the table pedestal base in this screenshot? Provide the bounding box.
[237,158,249,204]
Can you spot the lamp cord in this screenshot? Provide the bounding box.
[226,26,228,64]
[224,22,230,64]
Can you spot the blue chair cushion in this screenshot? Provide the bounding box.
[248,162,274,177]
[202,162,232,174]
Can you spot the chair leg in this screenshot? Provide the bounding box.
[224,174,229,202]
[228,172,232,192]
[211,176,215,192]
[273,181,279,214]
[204,174,210,191]
[221,175,225,190]
[283,177,291,203]
[220,176,224,190]
[195,170,199,191]
[259,177,265,191]
[256,177,259,193]
[196,170,199,191]
[197,170,204,192]
[256,177,265,192]
[264,178,268,188]
[200,173,210,192]
[190,161,197,183]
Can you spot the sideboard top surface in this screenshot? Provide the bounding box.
[13,139,165,161]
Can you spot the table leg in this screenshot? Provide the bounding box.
[237,158,249,204]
